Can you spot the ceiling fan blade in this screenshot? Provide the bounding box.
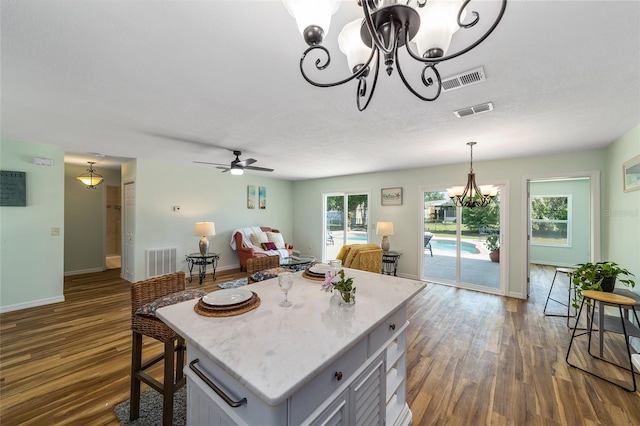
[236,158,256,167]
[215,166,230,173]
[194,161,228,166]
[245,165,274,172]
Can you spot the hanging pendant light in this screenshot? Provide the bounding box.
[77,162,104,189]
[447,142,496,208]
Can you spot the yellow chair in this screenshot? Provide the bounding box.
[336,244,383,273]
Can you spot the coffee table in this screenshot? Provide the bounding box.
[280,255,316,271]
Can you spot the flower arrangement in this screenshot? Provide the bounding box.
[322,269,356,304]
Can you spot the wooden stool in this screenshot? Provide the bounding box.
[130,272,188,426]
[565,290,640,392]
[543,267,576,326]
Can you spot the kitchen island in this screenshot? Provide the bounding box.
[157,268,425,425]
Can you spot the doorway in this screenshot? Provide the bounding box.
[421,185,507,295]
[323,191,370,262]
[105,185,122,269]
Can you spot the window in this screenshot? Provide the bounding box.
[530,195,570,246]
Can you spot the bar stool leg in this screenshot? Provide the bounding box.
[130,332,143,421]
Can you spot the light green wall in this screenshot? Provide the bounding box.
[0,140,64,312]
[529,179,591,266]
[604,124,640,293]
[128,159,293,282]
[64,164,121,274]
[292,149,606,298]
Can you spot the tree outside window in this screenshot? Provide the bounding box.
[531,196,570,246]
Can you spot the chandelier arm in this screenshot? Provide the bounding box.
[299,45,374,88]
[396,39,442,101]
[458,0,480,29]
[403,0,507,64]
[361,0,396,55]
[356,49,381,111]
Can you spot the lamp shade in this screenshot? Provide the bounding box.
[412,0,466,58]
[194,222,215,237]
[283,0,340,41]
[376,221,394,236]
[77,162,104,189]
[338,19,372,72]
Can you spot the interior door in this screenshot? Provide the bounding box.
[123,181,135,282]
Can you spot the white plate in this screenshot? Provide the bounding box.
[309,264,331,274]
[202,288,252,306]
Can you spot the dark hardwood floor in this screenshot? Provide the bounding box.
[1,265,639,425]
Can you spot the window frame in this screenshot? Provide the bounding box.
[530,194,571,247]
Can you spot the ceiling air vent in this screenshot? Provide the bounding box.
[441,66,486,92]
[453,102,494,118]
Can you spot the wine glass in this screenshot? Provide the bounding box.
[278,272,294,307]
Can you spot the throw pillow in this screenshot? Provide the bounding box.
[135,289,206,317]
[250,267,289,282]
[261,241,277,250]
[249,232,269,247]
[266,232,285,249]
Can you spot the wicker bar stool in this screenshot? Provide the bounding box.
[130,271,188,426]
[565,290,640,392]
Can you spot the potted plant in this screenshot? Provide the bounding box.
[485,235,500,263]
[571,261,636,308]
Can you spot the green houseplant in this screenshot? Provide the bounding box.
[485,235,500,263]
[571,261,636,308]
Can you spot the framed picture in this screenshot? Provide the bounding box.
[0,170,27,206]
[259,186,266,209]
[247,185,256,209]
[381,187,403,206]
[623,155,640,192]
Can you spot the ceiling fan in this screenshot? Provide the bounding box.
[194,150,274,175]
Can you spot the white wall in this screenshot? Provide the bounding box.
[604,124,640,291]
[0,140,65,312]
[128,159,293,282]
[292,149,606,299]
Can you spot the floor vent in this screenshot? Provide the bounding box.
[441,66,486,92]
[145,247,177,278]
[454,102,494,118]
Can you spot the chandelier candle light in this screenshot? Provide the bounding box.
[194,222,216,256]
[447,142,496,208]
[376,221,394,252]
[77,162,104,189]
[283,0,507,111]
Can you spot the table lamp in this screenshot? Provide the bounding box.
[376,221,394,252]
[194,222,215,255]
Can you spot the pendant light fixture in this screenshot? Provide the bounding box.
[447,142,496,208]
[283,0,507,111]
[77,162,104,189]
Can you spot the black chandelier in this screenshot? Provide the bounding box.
[283,0,507,111]
[447,142,496,208]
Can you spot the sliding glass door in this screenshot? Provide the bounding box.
[324,192,370,262]
[422,186,505,294]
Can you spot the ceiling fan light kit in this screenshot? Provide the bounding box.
[283,0,507,111]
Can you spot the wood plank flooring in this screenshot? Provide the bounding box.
[1,266,639,425]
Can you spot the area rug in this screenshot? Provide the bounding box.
[114,388,186,426]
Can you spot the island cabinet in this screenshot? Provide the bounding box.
[157,269,425,426]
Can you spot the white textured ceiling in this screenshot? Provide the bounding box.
[2,0,639,180]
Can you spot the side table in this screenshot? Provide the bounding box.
[185,253,219,284]
[382,251,402,276]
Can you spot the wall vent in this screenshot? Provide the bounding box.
[441,66,486,92]
[145,247,177,278]
[454,102,494,118]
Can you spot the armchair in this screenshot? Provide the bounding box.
[336,243,383,273]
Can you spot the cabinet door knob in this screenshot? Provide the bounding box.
[335,371,343,381]
[389,323,396,331]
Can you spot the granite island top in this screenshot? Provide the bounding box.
[157,268,425,407]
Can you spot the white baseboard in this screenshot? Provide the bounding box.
[0,296,65,313]
[64,267,104,276]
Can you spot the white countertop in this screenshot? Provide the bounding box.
[157,268,425,406]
